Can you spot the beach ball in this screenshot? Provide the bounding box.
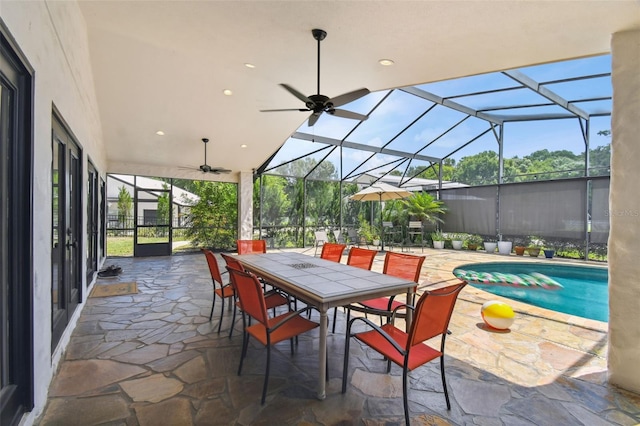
[481,300,515,330]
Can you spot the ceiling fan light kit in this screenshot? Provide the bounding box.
[260,28,370,126]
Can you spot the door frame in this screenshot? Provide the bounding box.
[0,27,34,425]
[133,180,173,257]
[51,114,82,351]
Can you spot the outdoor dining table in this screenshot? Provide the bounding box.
[236,251,416,400]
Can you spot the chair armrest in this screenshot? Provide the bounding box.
[347,316,406,355]
[268,307,317,332]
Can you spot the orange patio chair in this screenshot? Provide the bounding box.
[346,247,378,270]
[331,247,378,333]
[229,267,319,404]
[342,282,467,425]
[320,242,346,263]
[202,249,235,334]
[348,251,425,325]
[221,252,291,338]
[237,239,267,254]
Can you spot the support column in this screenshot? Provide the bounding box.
[238,171,254,240]
[608,29,640,393]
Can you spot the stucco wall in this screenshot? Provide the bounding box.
[0,0,105,423]
[608,29,640,393]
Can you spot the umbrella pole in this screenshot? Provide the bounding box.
[379,193,385,252]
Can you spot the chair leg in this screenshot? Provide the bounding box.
[229,302,238,339]
[238,328,249,376]
[261,345,271,405]
[331,307,338,333]
[440,355,451,410]
[217,297,225,334]
[209,289,216,321]
[342,323,353,393]
[402,366,410,426]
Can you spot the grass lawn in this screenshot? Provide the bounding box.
[107,236,190,257]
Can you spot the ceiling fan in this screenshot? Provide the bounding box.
[261,28,370,127]
[194,138,231,174]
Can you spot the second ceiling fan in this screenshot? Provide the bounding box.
[261,28,370,127]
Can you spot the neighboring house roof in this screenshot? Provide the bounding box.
[107,174,199,207]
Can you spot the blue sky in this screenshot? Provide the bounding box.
[267,54,611,177]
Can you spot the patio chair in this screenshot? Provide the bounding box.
[320,242,346,263]
[229,267,319,404]
[313,230,330,256]
[383,221,401,249]
[406,221,424,252]
[237,239,267,254]
[333,229,345,244]
[221,252,291,338]
[342,282,467,425]
[347,228,365,248]
[202,249,234,333]
[332,247,379,333]
[347,251,425,325]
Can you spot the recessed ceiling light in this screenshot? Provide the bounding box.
[244,63,256,69]
[379,59,395,66]
[223,89,233,96]
[240,144,247,148]
[155,130,165,136]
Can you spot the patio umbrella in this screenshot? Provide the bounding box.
[350,182,413,251]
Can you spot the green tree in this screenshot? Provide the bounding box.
[117,185,132,226]
[184,181,237,249]
[455,151,499,185]
[157,183,170,225]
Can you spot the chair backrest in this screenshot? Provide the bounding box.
[333,229,344,244]
[221,252,243,272]
[383,251,425,283]
[408,221,423,230]
[408,282,467,348]
[237,239,267,254]
[382,221,394,228]
[347,229,358,238]
[227,267,269,325]
[320,243,346,262]
[314,230,329,243]
[202,248,224,286]
[346,247,378,270]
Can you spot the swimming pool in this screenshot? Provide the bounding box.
[455,262,608,322]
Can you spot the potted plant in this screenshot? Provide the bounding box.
[527,236,544,257]
[497,236,512,255]
[431,231,445,249]
[448,232,464,250]
[514,243,527,256]
[466,234,483,251]
[483,239,497,254]
[543,245,556,259]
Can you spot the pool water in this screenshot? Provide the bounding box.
[457,262,608,322]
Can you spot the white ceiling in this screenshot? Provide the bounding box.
[79,1,640,183]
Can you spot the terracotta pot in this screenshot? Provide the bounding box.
[514,246,526,256]
[467,243,478,251]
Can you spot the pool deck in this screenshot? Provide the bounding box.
[35,247,640,425]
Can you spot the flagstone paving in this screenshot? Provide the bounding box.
[36,248,640,425]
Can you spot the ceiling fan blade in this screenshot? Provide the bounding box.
[328,88,370,108]
[328,109,368,121]
[308,112,322,127]
[210,167,231,175]
[280,84,313,104]
[260,108,310,112]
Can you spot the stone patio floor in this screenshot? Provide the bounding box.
[36,247,640,425]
